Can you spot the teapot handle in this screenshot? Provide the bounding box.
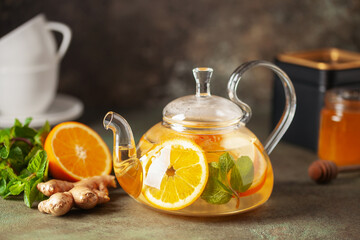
[228,60,296,155]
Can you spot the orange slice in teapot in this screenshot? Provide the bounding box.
[239,144,267,197]
[224,136,268,196]
[141,138,208,210]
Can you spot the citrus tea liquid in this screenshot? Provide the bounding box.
[112,123,274,216]
[113,146,143,198]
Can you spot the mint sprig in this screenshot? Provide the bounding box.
[201,152,255,207]
[201,162,233,204]
[230,156,254,193]
[0,118,50,207]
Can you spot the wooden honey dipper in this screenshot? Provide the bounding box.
[308,159,360,184]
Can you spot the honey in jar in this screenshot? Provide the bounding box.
[318,88,360,166]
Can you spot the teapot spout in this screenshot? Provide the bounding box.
[103,111,136,152]
[103,111,142,198]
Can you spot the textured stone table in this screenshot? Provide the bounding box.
[0,110,359,239]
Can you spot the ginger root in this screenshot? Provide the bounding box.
[37,175,117,216]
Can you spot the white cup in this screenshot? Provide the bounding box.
[0,61,59,116]
[0,14,71,67]
[0,14,71,116]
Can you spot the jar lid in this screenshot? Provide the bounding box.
[163,68,243,128]
[325,87,360,111]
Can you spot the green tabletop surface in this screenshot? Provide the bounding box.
[1,109,359,240]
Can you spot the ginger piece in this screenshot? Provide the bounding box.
[37,175,117,216]
[38,192,74,216]
[37,179,74,196]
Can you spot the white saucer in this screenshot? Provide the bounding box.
[0,94,84,128]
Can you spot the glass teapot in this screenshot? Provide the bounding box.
[103,60,296,216]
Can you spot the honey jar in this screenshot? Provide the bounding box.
[318,88,360,166]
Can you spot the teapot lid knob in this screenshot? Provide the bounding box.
[193,67,213,97]
[162,67,244,128]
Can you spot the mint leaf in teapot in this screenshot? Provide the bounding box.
[209,161,219,176]
[201,162,233,204]
[218,152,234,182]
[203,178,233,205]
[201,152,256,207]
[230,156,254,193]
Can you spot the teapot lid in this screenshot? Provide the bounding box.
[163,68,244,128]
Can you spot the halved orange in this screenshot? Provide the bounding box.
[142,138,208,210]
[44,122,112,182]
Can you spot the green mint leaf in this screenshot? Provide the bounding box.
[214,178,234,195]
[12,138,32,151]
[209,161,219,176]
[24,146,43,166]
[201,177,233,204]
[14,119,22,127]
[27,150,44,172]
[8,181,25,195]
[0,134,10,159]
[43,154,49,181]
[23,117,32,127]
[2,191,12,198]
[1,165,18,181]
[218,152,234,182]
[0,178,7,195]
[27,150,47,178]
[230,165,241,192]
[24,179,33,207]
[230,156,254,193]
[0,118,50,207]
[0,168,8,180]
[8,146,25,173]
[34,121,50,146]
[201,162,233,205]
[19,168,32,178]
[3,179,17,197]
[12,126,37,139]
[24,177,43,208]
[0,160,6,169]
[0,146,9,159]
[0,128,11,136]
[36,151,47,178]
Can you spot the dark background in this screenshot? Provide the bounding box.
[1,0,360,123]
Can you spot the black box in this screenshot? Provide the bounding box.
[272,48,360,152]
